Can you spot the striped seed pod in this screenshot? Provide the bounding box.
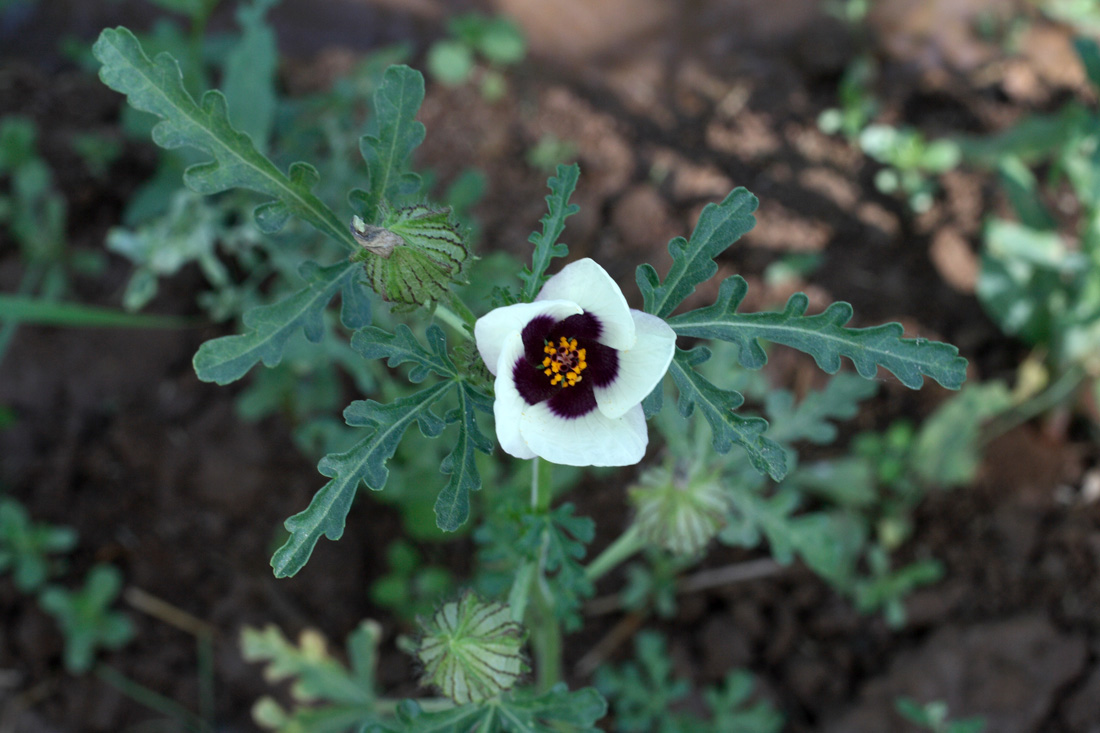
[415,592,526,704]
[351,204,468,308]
[629,462,729,557]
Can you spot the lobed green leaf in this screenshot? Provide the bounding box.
[668,347,787,481]
[241,622,378,706]
[636,187,758,318]
[223,0,279,152]
[434,384,494,532]
[193,261,367,385]
[271,383,452,578]
[386,684,606,733]
[519,163,580,302]
[351,323,456,382]
[765,373,878,445]
[350,65,426,223]
[669,276,968,390]
[92,27,354,248]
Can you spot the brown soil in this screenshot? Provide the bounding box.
[2,1,1100,731]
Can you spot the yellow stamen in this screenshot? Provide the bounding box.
[538,334,590,388]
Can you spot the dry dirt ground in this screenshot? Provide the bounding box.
[2,0,1100,731]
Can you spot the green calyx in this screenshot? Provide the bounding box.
[629,463,729,557]
[415,591,527,704]
[351,204,468,308]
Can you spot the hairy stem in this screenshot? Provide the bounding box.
[94,664,208,732]
[443,290,478,329]
[981,365,1085,445]
[434,303,473,341]
[584,523,646,584]
[526,456,562,691]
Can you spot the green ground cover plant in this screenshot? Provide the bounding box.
[86,9,970,728]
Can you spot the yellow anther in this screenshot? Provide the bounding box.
[540,334,589,388]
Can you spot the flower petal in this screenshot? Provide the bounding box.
[594,310,676,419]
[536,259,635,350]
[520,401,647,467]
[475,300,582,375]
[492,332,537,459]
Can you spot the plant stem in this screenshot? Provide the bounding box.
[981,366,1085,445]
[443,290,478,329]
[584,524,646,584]
[434,304,473,341]
[525,456,562,691]
[94,664,208,732]
[531,457,553,511]
[529,578,562,692]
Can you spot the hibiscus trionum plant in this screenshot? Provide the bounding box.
[94,26,968,731]
[476,258,676,466]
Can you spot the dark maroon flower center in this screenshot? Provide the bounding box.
[512,312,619,419]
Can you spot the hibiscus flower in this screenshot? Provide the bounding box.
[474,259,677,466]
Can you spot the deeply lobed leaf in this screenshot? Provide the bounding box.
[668,348,788,481]
[434,384,494,532]
[93,27,354,249]
[349,65,426,223]
[669,276,968,390]
[386,684,606,733]
[519,164,580,302]
[636,187,758,318]
[271,383,453,578]
[193,261,368,384]
[350,323,456,383]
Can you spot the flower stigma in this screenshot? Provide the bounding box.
[541,336,587,387]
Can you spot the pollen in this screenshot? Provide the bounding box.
[537,336,588,388]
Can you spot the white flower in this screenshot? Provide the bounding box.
[474,258,676,467]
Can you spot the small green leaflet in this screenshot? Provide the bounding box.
[193,261,369,385]
[378,684,607,733]
[222,0,278,152]
[764,373,878,445]
[519,164,580,302]
[351,324,457,383]
[434,385,494,532]
[349,65,426,223]
[1075,37,1100,92]
[516,504,595,629]
[636,187,758,318]
[668,348,787,481]
[669,276,968,390]
[242,620,383,731]
[271,382,451,578]
[241,622,378,706]
[39,565,135,674]
[0,499,77,593]
[351,325,494,532]
[92,27,355,249]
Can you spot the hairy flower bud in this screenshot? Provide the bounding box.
[351,204,468,308]
[629,463,729,556]
[415,592,526,704]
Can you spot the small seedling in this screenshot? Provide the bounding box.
[39,564,135,673]
[0,498,77,592]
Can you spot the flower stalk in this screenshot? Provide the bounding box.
[584,523,646,584]
[524,456,563,692]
